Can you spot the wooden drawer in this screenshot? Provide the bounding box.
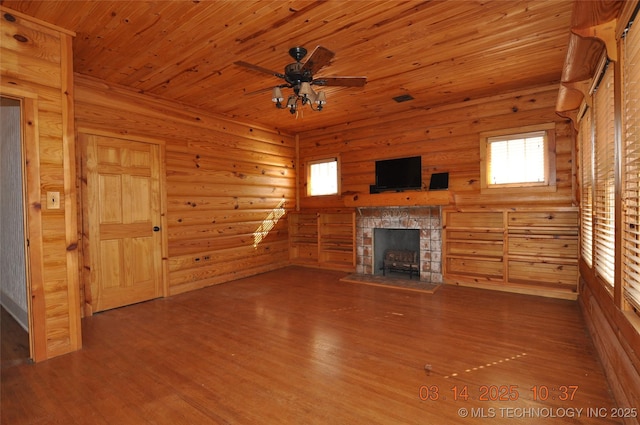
[507,211,578,228]
[446,211,503,228]
[446,257,503,278]
[447,230,503,241]
[447,240,503,257]
[508,260,577,286]
[508,236,578,259]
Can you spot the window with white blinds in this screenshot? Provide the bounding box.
[593,66,616,293]
[308,157,339,196]
[579,109,594,267]
[622,19,640,314]
[487,132,547,185]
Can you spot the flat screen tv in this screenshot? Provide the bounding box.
[373,156,422,192]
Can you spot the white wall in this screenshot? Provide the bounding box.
[1,97,28,331]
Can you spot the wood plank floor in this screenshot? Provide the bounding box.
[1,307,30,368]
[1,266,624,424]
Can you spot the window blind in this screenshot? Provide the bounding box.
[487,131,546,185]
[622,19,640,313]
[593,66,616,292]
[309,158,338,196]
[579,109,594,267]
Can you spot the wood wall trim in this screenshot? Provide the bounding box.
[343,190,450,208]
[1,6,83,360]
[0,85,47,362]
[0,5,75,36]
[572,19,618,62]
[60,30,82,354]
[555,0,626,116]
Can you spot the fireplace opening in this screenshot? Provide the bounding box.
[373,228,420,279]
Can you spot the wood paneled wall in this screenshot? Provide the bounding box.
[74,75,296,298]
[297,84,574,210]
[0,7,81,361]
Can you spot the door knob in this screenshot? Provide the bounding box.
[153,226,160,232]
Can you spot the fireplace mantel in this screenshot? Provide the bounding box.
[344,190,450,208]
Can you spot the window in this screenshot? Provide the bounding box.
[622,19,640,314]
[480,123,556,192]
[593,64,615,293]
[579,108,594,267]
[307,156,339,196]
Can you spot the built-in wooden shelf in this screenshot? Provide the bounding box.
[443,207,580,300]
[343,190,451,207]
[289,211,356,272]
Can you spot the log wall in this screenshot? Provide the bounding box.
[0,7,81,361]
[297,84,574,210]
[74,75,296,298]
[296,83,577,297]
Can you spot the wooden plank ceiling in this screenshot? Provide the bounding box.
[2,0,575,134]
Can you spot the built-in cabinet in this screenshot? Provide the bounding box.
[289,211,355,272]
[288,212,319,266]
[443,208,579,299]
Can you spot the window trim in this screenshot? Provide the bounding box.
[479,123,557,194]
[305,154,341,197]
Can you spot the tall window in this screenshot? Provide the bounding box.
[622,19,640,314]
[480,123,556,191]
[579,108,594,267]
[593,65,616,293]
[307,157,339,196]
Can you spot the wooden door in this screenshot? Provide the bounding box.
[84,134,164,312]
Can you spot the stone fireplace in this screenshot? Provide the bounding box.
[355,206,442,282]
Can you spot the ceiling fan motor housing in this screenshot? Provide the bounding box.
[285,62,313,91]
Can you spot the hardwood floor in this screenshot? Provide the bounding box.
[1,307,29,368]
[1,266,625,424]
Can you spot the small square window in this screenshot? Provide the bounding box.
[307,157,339,196]
[488,131,546,185]
[480,124,556,192]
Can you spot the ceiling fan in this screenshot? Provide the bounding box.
[234,46,367,113]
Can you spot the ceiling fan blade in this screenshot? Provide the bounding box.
[243,83,289,96]
[243,86,274,96]
[313,76,367,87]
[301,46,335,74]
[234,61,285,79]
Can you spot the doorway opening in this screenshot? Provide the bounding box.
[0,96,30,365]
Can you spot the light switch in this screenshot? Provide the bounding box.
[47,191,61,209]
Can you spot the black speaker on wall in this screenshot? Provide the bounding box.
[429,172,449,190]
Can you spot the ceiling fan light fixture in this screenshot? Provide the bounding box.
[286,95,297,109]
[299,82,313,98]
[272,86,284,103]
[316,91,327,105]
[238,45,366,115]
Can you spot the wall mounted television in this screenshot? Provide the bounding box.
[372,155,422,193]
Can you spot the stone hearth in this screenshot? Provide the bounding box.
[355,206,442,282]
